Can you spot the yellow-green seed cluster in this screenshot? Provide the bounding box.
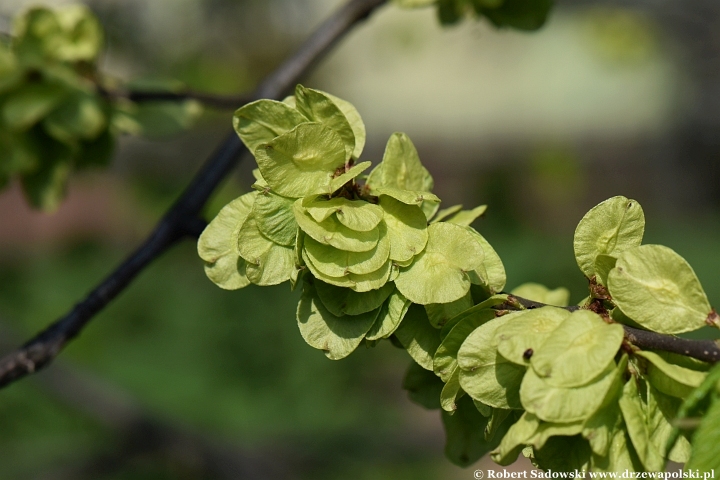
[198,85,505,360]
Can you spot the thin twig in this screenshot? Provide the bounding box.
[507,294,720,364]
[103,88,255,110]
[0,0,389,389]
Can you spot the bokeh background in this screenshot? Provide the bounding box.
[1,0,720,478]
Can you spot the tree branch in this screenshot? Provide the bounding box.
[0,0,389,389]
[506,295,720,364]
[101,88,255,110]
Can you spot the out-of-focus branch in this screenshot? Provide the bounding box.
[0,0,389,389]
[101,87,255,110]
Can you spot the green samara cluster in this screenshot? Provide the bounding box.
[394,0,553,31]
[0,5,113,210]
[198,84,505,361]
[198,87,719,471]
[408,196,717,470]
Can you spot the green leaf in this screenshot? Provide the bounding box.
[130,99,202,138]
[440,294,508,338]
[294,200,379,252]
[237,215,294,286]
[394,304,442,370]
[435,307,497,382]
[582,356,627,456]
[304,229,388,277]
[425,292,473,329]
[255,123,346,198]
[442,394,496,467]
[687,393,720,472]
[246,242,294,286]
[236,214,273,264]
[530,310,624,387]
[510,282,570,306]
[590,425,644,473]
[371,185,440,206]
[297,283,380,360]
[457,311,528,409]
[646,385,691,463]
[303,196,383,231]
[372,132,434,193]
[636,350,709,399]
[379,195,428,263]
[325,92,366,160]
[20,149,70,211]
[304,253,393,292]
[403,361,443,409]
[395,222,484,305]
[594,254,617,286]
[315,280,394,317]
[446,205,487,227]
[608,244,712,334]
[491,411,540,465]
[327,161,371,193]
[619,377,664,472]
[233,99,308,153]
[465,228,506,294]
[520,360,618,423]
[667,362,720,455]
[366,290,411,340]
[197,192,256,290]
[421,200,440,222]
[574,196,644,280]
[532,435,592,473]
[3,82,68,130]
[43,90,107,143]
[294,85,356,160]
[53,4,104,62]
[431,204,463,223]
[530,418,586,451]
[494,306,570,366]
[440,369,464,412]
[479,0,553,31]
[13,7,63,65]
[252,191,298,246]
[486,408,513,442]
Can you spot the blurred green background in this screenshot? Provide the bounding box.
[1,0,720,478]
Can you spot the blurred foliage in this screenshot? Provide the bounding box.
[581,7,659,66]
[0,5,201,211]
[0,5,113,211]
[395,0,553,30]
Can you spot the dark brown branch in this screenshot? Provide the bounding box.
[506,294,720,364]
[103,88,255,110]
[0,0,389,389]
[623,325,720,363]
